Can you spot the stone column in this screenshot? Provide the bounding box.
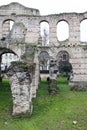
[69,46,87,90]
[7,61,35,117]
[49,22,58,46]
[49,59,57,79]
[34,50,40,90]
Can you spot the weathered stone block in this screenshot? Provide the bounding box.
[7,61,36,117]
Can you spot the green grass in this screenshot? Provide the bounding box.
[0,77,87,130]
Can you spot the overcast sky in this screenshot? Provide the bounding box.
[0,0,87,15]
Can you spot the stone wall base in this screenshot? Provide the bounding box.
[12,103,33,118]
[69,81,87,91]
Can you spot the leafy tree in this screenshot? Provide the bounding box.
[59,61,72,75]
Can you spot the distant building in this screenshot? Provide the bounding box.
[1,53,19,70]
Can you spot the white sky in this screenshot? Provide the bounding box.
[0,0,87,15]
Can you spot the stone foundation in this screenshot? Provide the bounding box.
[69,81,87,91]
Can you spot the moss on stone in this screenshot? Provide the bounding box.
[8,61,36,72]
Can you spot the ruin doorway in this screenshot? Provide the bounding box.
[38,51,50,78]
[57,51,72,77]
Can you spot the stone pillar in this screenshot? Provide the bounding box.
[7,61,35,117]
[34,51,40,90]
[49,59,57,79]
[69,46,87,90]
[30,69,36,98]
[69,16,80,44]
[49,21,58,46]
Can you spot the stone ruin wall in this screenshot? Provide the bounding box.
[7,62,36,116]
[0,2,87,116]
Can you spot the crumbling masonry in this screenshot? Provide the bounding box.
[0,2,87,116]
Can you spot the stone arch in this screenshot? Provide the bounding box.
[0,47,35,116]
[0,47,19,68]
[80,19,87,42]
[0,47,17,56]
[57,20,69,41]
[2,19,15,40]
[0,47,19,83]
[39,21,49,45]
[38,51,50,73]
[57,50,69,62]
[57,50,72,75]
[2,53,19,68]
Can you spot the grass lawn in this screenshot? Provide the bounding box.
[0,77,87,130]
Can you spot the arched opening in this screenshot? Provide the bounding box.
[38,51,50,75]
[1,53,19,71]
[57,51,72,77]
[0,46,35,116]
[57,20,69,41]
[0,48,19,75]
[2,19,15,40]
[40,21,49,45]
[0,48,18,117]
[80,19,87,42]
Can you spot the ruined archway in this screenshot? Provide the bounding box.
[0,47,19,114]
[0,47,17,74]
[1,2,87,117]
[57,51,72,76]
[38,51,50,74]
[0,47,36,117]
[2,19,15,40]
